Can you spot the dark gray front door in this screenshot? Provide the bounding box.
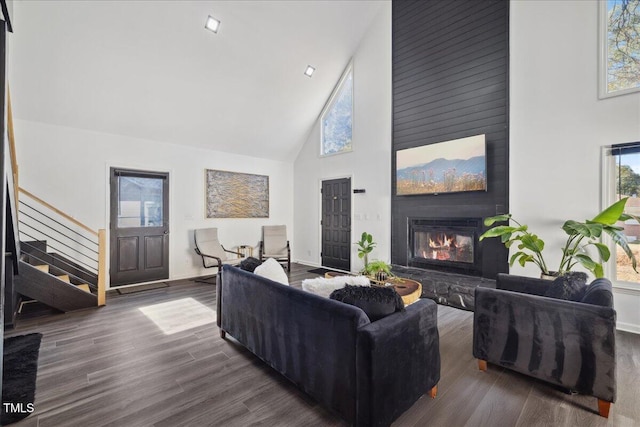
[110,168,169,286]
[321,178,351,271]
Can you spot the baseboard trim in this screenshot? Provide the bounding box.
[617,322,640,334]
[293,260,320,268]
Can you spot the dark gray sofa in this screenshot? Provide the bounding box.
[219,265,441,426]
[473,273,616,418]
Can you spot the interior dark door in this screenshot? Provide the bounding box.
[321,178,351,271]
[110,168,169,286]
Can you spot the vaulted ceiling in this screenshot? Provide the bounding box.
[8,1,383,161]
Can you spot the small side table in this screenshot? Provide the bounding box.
[237,245,253,258]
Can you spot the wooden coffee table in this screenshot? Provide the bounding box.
[388,277,422,305]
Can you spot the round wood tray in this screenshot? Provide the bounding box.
[324,271,422,305]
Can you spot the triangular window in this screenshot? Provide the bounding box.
[321,65,353,156]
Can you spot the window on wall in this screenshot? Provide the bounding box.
[603,142,640,284]
[321,64,353,156]
[600,0,640,98]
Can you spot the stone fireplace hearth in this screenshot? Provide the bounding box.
[391,265,495,311]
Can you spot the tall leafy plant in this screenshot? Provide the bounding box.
[480,197,640,278]
[558,197,639,277]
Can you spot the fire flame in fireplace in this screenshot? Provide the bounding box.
[428,235,454,249]
[414,228,474,265]
[424,233,458,260]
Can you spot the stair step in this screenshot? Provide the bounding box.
[77,284,91,293]
[16,259,98,312]
[35,264,49,273]
[57,275,70,283]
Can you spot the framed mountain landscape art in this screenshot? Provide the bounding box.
[396,134,487,196]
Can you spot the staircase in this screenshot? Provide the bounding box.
[15,188,107,313]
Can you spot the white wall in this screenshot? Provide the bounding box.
[511,0,640,332]
[13,119,293,285]
[293,3,391,272]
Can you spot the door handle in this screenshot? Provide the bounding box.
[164,230,169,235]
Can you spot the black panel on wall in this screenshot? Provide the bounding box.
[391,0,509,279]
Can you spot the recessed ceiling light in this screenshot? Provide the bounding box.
[205,15,221,33]
[304,65,316,77]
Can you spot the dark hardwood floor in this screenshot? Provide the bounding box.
[6,263,640,426]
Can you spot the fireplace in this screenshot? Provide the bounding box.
[408,218,483,275]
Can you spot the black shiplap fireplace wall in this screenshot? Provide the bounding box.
[391,0,509,279]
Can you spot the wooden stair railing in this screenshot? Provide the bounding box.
[18,187,106,306]
[98,229,106,306]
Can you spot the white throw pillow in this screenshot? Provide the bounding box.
[301,275,370,298]
[254,258,289,286]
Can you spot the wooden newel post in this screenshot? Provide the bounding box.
[98,229,107,306]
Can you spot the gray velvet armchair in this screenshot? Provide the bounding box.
[473,273,616,418]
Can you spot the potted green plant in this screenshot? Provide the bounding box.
[480,197,640,278]
[363,259,393,280]
[355,232,376,271]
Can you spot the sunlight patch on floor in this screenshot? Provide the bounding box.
[139,297,215,335]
